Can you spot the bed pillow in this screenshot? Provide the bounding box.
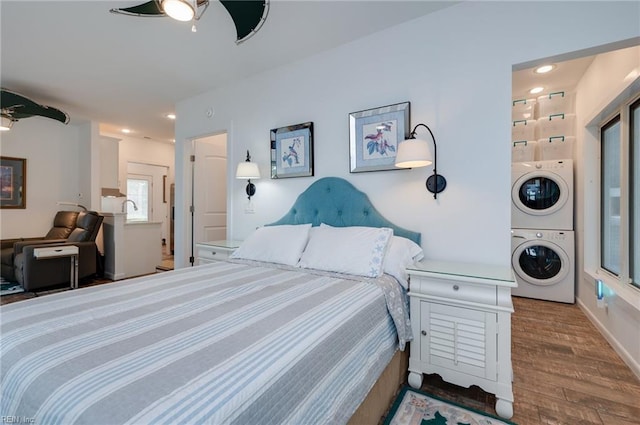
[383,236,424,289]
[230,224,312,266]
[298,224,393,277]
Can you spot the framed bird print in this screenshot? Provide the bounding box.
[0,156,26,209]
[349,101,410,172]
[271,122,314,179]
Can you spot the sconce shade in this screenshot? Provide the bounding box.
[161,0,197,21]
[396,123,447,199]
[236,162,261,179]
[395,139,433,168]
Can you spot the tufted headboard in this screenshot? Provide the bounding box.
[268,177,421,245]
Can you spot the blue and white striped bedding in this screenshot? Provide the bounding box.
[1,259,411,425]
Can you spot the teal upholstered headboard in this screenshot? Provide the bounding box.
[268,177,421,245]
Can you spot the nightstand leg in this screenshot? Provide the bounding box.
[408,371,423,389]
[495,398,513,419]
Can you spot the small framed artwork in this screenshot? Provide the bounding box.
[0,156,26,209]
[271,121,314,179]
[349,101,411,173]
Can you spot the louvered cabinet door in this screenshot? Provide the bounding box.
[420,302,497,381]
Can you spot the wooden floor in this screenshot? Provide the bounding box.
[418,296,640,425]
[2,283,639,424]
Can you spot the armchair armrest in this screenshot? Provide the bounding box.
[2,237,43,251]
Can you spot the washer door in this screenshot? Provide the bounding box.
[512,170,569,216]
[512,240,570,286]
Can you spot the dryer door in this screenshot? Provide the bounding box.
[512,170,570,217]
[512,240,570,286]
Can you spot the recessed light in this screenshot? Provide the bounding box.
[166,113,176,120]
[122,128,131,134]
[529,86,544,94]
[534,64,556,74]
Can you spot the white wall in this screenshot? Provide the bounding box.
[0,118,85,238]
[574,46,640,377]
[174,2,640,269]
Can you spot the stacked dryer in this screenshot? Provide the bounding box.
[510,93,576,304]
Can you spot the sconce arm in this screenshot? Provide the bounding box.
[410,123,445,199]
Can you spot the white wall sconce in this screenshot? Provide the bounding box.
[236,150,261,200]
[395,123,447,199]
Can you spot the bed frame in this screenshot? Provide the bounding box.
[269,177,419,423]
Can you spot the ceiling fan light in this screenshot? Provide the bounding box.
[162,0,196,21]
[0,116,14,131]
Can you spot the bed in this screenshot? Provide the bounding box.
[1,177,423,425]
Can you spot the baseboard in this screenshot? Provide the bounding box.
[104,271,126,281]
[577,299,640,380]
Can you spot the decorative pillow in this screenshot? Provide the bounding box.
[230,224,312,266]
[298,224,393,277]
[383,236,424,289]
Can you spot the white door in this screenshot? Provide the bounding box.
[193,133,227,254]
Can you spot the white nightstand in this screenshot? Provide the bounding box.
[406,260,517,419]
[195,240,242,264]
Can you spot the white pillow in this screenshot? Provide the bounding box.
[230,224,312,266]
[298,224,393,277]
[383,236,424,289]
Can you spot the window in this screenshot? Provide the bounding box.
[600,96,639,289]
[601,117,620,275]
[126,176,151,221]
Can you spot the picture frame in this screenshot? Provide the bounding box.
[349,101,411,173]
[271,121,314,179]
[0,156,26,209]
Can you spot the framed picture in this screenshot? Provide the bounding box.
[271,121,314,179]
[349,101,411,172]
[0,156,26,209]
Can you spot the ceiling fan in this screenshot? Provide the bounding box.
[110,0,270,44]
[1,88,70,131]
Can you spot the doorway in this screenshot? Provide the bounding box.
[189,133,228,265]
[127,162,171,255]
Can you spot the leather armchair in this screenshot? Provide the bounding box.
[4,211,104,291]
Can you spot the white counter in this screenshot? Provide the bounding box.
[101,212,162,280]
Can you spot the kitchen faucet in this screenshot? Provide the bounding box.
[121,199,138,213]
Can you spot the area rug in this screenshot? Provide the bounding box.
[384,387,516,425]
[0,279,24,296]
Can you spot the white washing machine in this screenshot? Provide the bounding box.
[512,159,573,230]
[511,228,575,304]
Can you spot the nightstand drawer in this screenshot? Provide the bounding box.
[411,276,497,305]
[197,247,232,263]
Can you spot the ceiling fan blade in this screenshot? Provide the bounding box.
[31,105,70,124]
[219,0,269,44]
[110,1,165,17]
[1,88,69,124]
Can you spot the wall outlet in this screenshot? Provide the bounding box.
[245,203,255,214]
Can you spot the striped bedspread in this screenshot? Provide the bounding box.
[1,260,411,425]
